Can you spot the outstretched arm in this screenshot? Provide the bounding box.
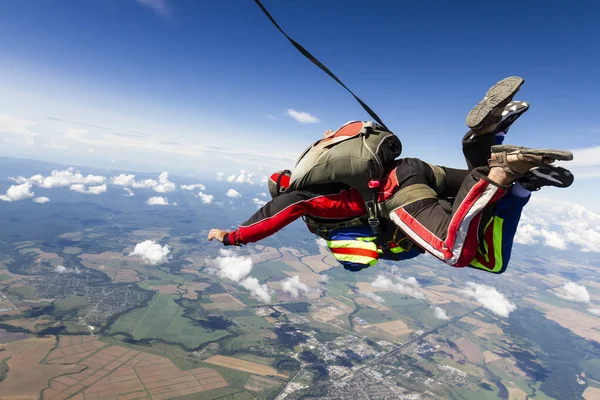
[207,185,367,246]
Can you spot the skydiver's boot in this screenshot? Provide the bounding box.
[518,165,574,191]
[489,145,574,180]
[496,100,530,135]
[464,100,530,144]
[466,76,525,135]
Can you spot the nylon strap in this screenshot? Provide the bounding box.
[276,169,291,194]
[253,0,389,131]
[380,184,438,216]
[425,163,447,195]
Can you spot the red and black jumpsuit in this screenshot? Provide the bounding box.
[223,183,367,246]
[223,161,507,269]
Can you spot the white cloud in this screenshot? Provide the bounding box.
[133,178,158,189]
[135,0,171,19]
[459,282,516,318]
[281,275,312,298]
[181,183,206,191]
[286,109,319,124]
[226,174,236,183]
[54,265,81,274]
[216,172,224,181]
[267,114,277,120]
[5,169,104,193]
[540,228,566,250]
[129,240,171,265]
[33,196,50,203]
[320,274,330,283]
[227,189,241,198]
[252,197,267,207]
[146,196,169,205]
[87,184,107,195]
[316,238,328,247]
[515,198,600,252]
[111,174,136,186]
[514,224,539,245]
[111,172,177,192]
[153,172,177,193]
[257,192,268,197]
[362,292,385,304]
[0,182,35,202]
[433,306,449,320]
[69,183,107,195]
[568,145,600,168]
[588,308,600,316]
[198,191,214,204]
[124,187,135,197]
[22,174,43,186]
[36,168,106,189]
[555,282,590,303]
[70,184,86,193]
[371,274,425,300]
[235,170,255,185]
[241,277,273,303]
[0,113,37,144]
[206,249,253,282]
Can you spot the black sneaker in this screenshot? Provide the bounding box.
[519,165,574,191]
[466,76,525,134]
[497,100,530,134]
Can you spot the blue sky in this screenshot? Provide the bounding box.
[0,0,599,207]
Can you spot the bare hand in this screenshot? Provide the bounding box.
[323,129,334,138]
[208,229,228,243]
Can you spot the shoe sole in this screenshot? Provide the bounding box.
[491,145,574,161]
[528,166,574,188]
[502,101,529,118]
[466,77,525,129]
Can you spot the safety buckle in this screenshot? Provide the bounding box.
[368,217,380,228]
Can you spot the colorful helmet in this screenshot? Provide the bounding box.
[268,170,291,198]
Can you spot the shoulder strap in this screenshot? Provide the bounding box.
[253,0,389,131]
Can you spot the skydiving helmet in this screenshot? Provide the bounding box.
[268,170,291,199]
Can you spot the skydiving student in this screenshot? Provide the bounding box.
[207,77,574,273]
[320,98,572,274]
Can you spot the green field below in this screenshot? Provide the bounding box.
[7,285,36,299]
[236,353,276,366]
[321,267,359,297]
[108,293,230,348]
[376,292,424,308]
[54,295,90,311]
[142,268,185,285]
[235,315,272,330]
[250,261,295,282]
[63,320,89,334]
[353,307,400,324]
[451,387,501,400]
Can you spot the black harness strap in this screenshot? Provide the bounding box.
[276,169,291,194]
[253,0,389,131]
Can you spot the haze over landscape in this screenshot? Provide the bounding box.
[1,1,600,400]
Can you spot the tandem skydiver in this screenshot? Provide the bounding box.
[207,77,574,274]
